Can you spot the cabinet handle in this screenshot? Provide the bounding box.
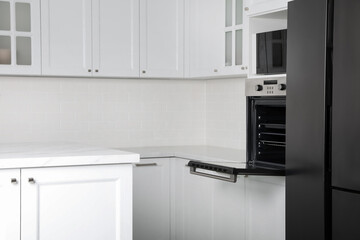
[142,70,146,74]
[95,69,99,73]
[28,178,36,184]
[214,69,218,73]
[244,7,249,11]
[135,163,158,167]
[241,66,245,70]
[88,69,92,72]
[11,178,18,184]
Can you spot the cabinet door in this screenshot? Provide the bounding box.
[133,158,170,240]
[0,169,20,240]
[186,0,224,78]
[41,0,92,76]
[140,0,184,78]
[21,165,132,240]
[245,176,285,240]
[92,0,140,78]
[0,0,41,75]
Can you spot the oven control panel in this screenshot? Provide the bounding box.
[245,77,286,96]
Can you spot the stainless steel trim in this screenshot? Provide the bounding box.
[135,163,158,167]
[190,167,237,183]
[245,77,287,97]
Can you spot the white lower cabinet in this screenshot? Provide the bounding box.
[0,164,133,240]
[245,176,285,240]
[133,158,171,240]
[134,158,285,240]
[0,169,20,240]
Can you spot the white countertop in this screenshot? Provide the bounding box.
[0,143,139,169]
[122,146,246,163]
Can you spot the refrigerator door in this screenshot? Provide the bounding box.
[333,190,360,240]
[332,0,360,192]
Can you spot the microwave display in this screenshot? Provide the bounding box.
[257,29,287,75]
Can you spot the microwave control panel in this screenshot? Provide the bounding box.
[245,77,287,97]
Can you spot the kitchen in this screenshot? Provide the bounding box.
[0,0,354,239]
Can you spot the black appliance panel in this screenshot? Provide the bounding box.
[332,0,360,192]
[286,0,329,240]
[257,30,287,75]
[333,189,360,240]
[248,96,286,166]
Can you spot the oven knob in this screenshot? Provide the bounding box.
[278,84,287,91]
[255,85,263,91]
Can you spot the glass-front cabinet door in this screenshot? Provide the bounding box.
[223,0,248,76]
[0,0,40,75]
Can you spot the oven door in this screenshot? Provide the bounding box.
[188,161,285,183]
[248,96,286,166]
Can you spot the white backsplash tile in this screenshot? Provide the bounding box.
[0,77,207,148]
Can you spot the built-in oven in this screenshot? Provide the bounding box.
[188,77,286,183]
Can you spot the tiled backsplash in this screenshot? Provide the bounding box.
[0,77,206,148]
[0,77,246,149]
[206,78,247,150]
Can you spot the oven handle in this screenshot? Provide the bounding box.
[189,166,237,183]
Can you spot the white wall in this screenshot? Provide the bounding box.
[206,78,247,150]
[0,77,206,148]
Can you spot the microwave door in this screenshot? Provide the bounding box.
[266,31,287,74]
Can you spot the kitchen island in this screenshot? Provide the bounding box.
[0,143,139,240]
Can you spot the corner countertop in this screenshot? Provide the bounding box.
[0,143,139,169]
[121,146,247,163]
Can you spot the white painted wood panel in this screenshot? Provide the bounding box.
[140,0,184,78]
[41,0,92,76]
[92,0,140,78]
[133,158,170,240]
[21,165,132,240]
[0,169,20,240]
[187,0,224,78]
[245,176,285,240]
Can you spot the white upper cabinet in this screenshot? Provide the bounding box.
[92,0,140,78]
[0,170,20,240]
[41,0,92,76]
[186,0,224,78]
[140,0,184,78]
[0,0,41,75]
[41,0,140,78]
[187,0,247,78]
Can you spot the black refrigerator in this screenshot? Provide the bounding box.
[287,0,360,239]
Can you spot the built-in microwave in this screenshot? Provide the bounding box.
[257,29,287,75]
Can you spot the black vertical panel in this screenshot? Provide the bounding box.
[332,0,360,192]
[333,190,360,240]
[286,0,328,240]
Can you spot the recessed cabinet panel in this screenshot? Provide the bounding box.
[0,1,10,31]
[16,3,31,32]
[21,165,132,240]
[41,0,92,76]
[140,0,184,78]
[16,37,32,65]
[0,35,11,65]
[92,0,140,78]
[0,170,21,240]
